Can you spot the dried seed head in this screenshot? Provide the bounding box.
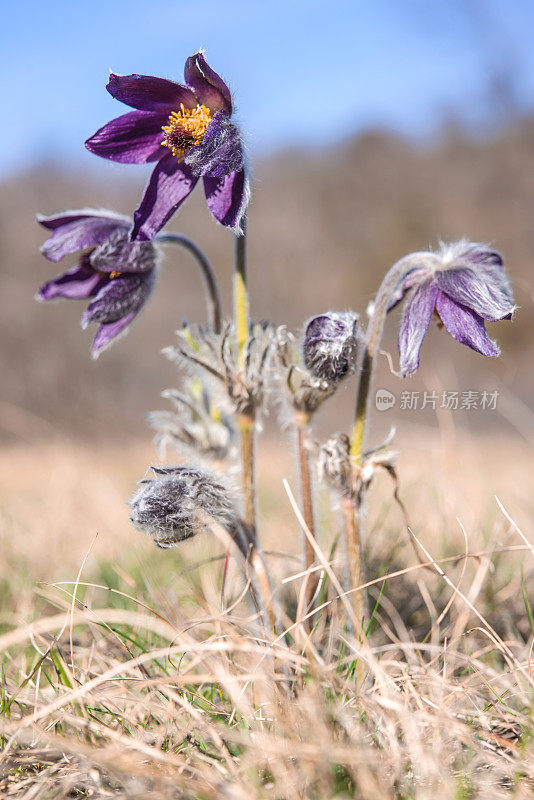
[164,321,274,417]
[129,466,238,548]
[303,311,359,383]
[147,382,235,461]
[318,433,354,497]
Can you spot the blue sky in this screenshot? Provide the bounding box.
[1,0,534,177]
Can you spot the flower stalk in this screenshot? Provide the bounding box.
[346,254,431,627]
[238,413,256,528]
[294,412,319,615]
[341,496,365,638]
[350,254,430,460]
[155,233,222,333]
[233,215,259,552]
[234,215,249,369]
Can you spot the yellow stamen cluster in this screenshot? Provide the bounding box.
[162,104,213,159]
[109,271,122,280]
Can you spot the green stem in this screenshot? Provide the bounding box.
[233,217,257,542]
[345,252,436,634]
[156,233,222,333]
[234,216,249,369]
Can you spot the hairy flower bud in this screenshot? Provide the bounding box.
[129,466,238,548]
[303,311,359,383]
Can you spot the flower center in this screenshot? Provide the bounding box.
[162,104,213,159]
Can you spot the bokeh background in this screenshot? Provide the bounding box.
[2,8,534,795]
[1,0,533,447]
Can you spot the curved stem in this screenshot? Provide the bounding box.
[156,233,222,333]
[345,252,435,636]
[350,252,435,460]
[234,216,249,369]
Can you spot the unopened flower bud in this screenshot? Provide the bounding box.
[129,466,237,548]
[303,311,359,383]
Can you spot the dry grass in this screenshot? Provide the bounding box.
[1,432,534,798]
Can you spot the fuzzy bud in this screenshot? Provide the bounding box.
[129,466,238,548]
[303,311,359,383]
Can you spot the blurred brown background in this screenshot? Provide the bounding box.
[1,119,533,446]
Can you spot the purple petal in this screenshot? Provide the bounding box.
[131,155,198,241]
[398,283,439,377]
[185,111,244,178]
[39,212,129,262]
[91,311,138,357]
[387,266,429,311]
[447,242,504,273]
[37,260,107,301]
[184,52,232,114]
[203,169,249,233]
[436,268,514,321]
[435,292,500,357]
[37,209,129,231]
[106,72,196,112]
[82,270,156,327]
[85,110,168,164]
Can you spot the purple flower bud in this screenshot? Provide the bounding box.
[303,311,359,383]
[129,466,238,548]
[390,241,516,377]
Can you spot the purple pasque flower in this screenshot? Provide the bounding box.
[36,209,157,357]
[391,241,515,377]
[85,52,249,241]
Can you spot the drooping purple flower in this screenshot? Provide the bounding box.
[36,209,157,357]
[390,242,515,376]
[85,52,249,241]
[303,311,359,383]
